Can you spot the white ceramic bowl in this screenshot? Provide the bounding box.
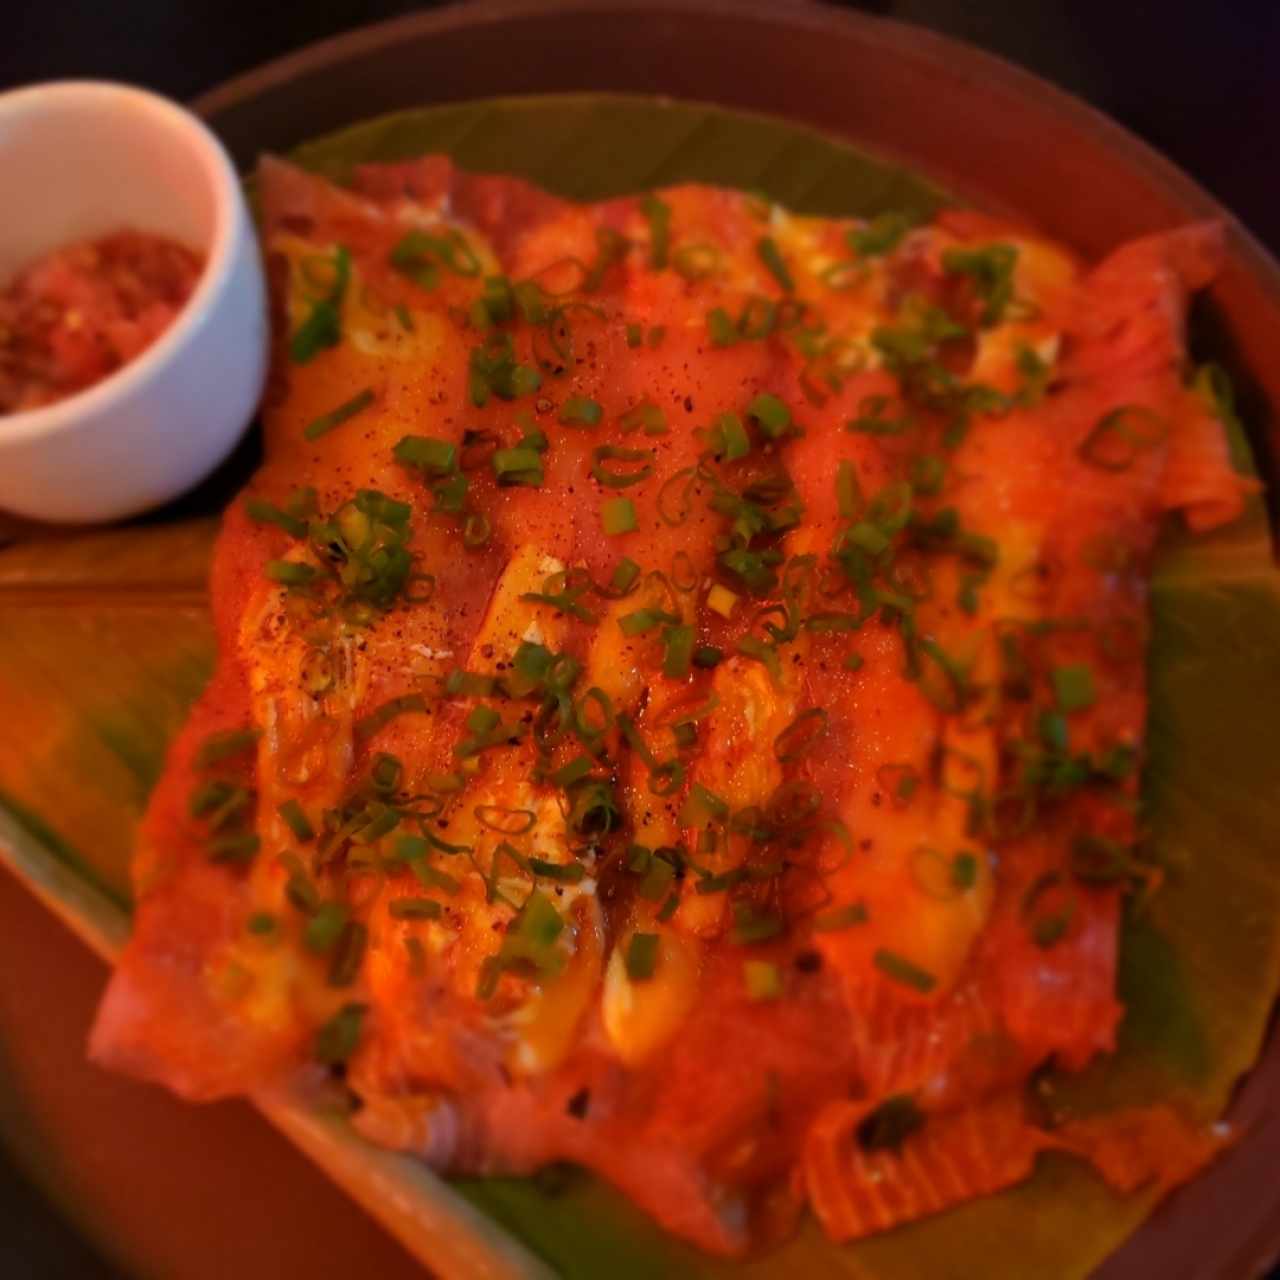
[0,81,267,524]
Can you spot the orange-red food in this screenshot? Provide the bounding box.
[90,156,1249,1254]
[0,230,204,413]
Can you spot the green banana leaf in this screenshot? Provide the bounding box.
[1,94,1278,1280]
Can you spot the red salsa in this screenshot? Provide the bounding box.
[0,230,205,414]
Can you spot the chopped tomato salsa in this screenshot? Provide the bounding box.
[0,230,204,414]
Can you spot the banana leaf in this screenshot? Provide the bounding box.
[1,95,1278,1280]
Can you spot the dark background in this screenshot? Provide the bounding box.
[0,1,1277,1275]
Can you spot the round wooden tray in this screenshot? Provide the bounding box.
[2,3,1277,1277]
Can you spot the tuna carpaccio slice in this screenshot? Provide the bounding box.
[90,155,1250,1254]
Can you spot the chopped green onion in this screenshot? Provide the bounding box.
[736,634,781,680]
[390,897,444,920]
[835,459,862,520]
[207,832,260,864]
[619,400,667,435]
[304,387,375,441]
[329,921,368,987]
[277,799,315,843]
[194,727,260,770]
[618,606,679,636]
[641,194,671,269]
[756,236,794,292]
[774,708,828,763]
[812,901,869,932]
[626,322,643,348]
[693,645,724,668]
[638,853,676,902]
[941,243,1019,326]
[394,435,457,475]
[559,395,603,427]
[245,496,307,538]
[730,904,784,945]
[291,246,350,363]
[660,625,695,679]
[707,306,738,347]
[601,497,637,536]
[952,852,979,890]
[265,559,318,586]
[314,1002,367,1066]
[591,444,653,489]
[247,912,277,936]
[606,557,642,596]
[1052,664,1097,713]
[804,611,860,633]
[710,412,750,460]
[873,948,936,993]
[551,754,595,788]
[462,512,492,548]
[492,446,544,487]
[747,392,791,438]
[909,454,946,495]
[475,805,537,835]
[744,960,783,1001]
[354,693,428,741]
[529,858,586,884]
[738,295,777,339]
[411,861,462,896]
[847,212,914,258]
[626,932,660,981]
[1078,406,1167,472]
[305,902,349,953]
[1038,710,1070,753]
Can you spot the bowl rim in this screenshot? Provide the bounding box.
[0,79,245,445]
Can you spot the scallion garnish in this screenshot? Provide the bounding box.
[315,1002,367,1066]
[707,307,738,348]
[641,194,671,269]
[194,727,261,769]
[492,446,545,487]
[1077,405,1167,472]
[756,236,794,292]
[660,624,695,679]
[559,395,603,427]
[390,897,443,920]
[847,212,914,257]
[618,606,679,636]
[354,693,428,743]
[601,496,637,535]
[304,387,376,442]
[394,435,457,475]
[747,392,791,438]
[1052,664,1097,713]
[304,902,349,953]
[626,932,660,981]
[619,400,667,436]
[291,245,350,363]
[277,799,315,843]
[941,243,1018,326]
[873,947,937,993]
[591,444,653,489]
[812,901,869,932]
[773,708,829,763]
[328,921,368,987]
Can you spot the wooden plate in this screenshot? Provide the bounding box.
[2,3,1278,1277]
